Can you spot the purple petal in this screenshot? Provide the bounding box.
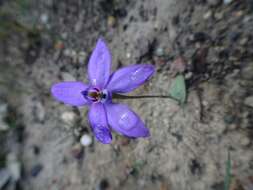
[106,64,155,93]
[51,82,89,106]
[105,103,150,138]
[88,103,112,144]
[88,38,111,89]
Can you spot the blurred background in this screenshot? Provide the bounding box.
[0,0,253,190]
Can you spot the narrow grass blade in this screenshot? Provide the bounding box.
[224,150,232,190]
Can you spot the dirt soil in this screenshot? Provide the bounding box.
[0,0,253,190]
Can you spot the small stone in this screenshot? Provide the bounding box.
[0,169,11,189]
[155,48,164,57]
[229,124,237,130]
[214,12,224,20]
[240,136,251,147]
[78,51,87,64]
[74,20,83,33]
[138,178,146,187]
[244,96,253,108]
[203,11,212,20]
[126,52,131,58]
[239,37,248,46]
[223,0,233,4]
[40,13,49,24]
[223,115,235,124]
[61,111,77,127]
[61,72,76,81]
[61,32,68,40]
[241,65,253,80]
[30,164,43,177]
[0,103,7,114]
[63,49,71,57]
[7,153,21,181]
[0,103,8,131]
[107,16,116,28]
[207,0,222,6]
[185,72,193,79]
[34,102,45,122]
[80,134,92,147]
[70,50,78,63]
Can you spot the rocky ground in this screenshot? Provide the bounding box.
[0,0,253,190]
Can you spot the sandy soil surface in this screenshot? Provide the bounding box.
[0,0,253,190]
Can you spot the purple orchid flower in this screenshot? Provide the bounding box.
[51,38,155,144]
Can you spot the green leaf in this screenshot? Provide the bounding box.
[224,151,232,190]
[169,75,186,104]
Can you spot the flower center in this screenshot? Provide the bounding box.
[81,87,109,103]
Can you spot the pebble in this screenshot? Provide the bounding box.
[30,164,43,177]
[34,102,45,122]
[107,16,116,28]
[40,13,49,24]
[61,111,77,127]
[61,72,76,81]
[7,153,21,181]
[229,123,237,130]
[239,37,248,46]
[207,0,222,6]
[61,32,68,40]
[80,134,92,147]
[203,11,212,20]
[202,100,208,107]
[244,96,253,108]
[70,50,78,63]
[0,103,8,131]
[223,0,233,4]
[0,169,11,189]
[126,52,131,58]
[155,48,164,57]
[223,115,235,125]
[63,49,71,57]
[214,12,224,20]
[241,65,253,80]
[185,72,193,79]
[78,51,87,64]
[74,20,83,33]
[240,136,251,147]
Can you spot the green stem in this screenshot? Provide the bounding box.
[113,94,174,100]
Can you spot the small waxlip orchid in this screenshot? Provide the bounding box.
[51,38,155,144]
